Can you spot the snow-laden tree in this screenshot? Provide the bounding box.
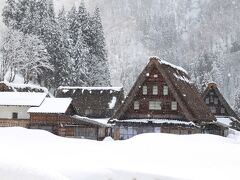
[234,88,240,118]
[66,4,78,45]
[210,60,224,89]
[71,29,90,86]
[54,7,72,87]
[2,0,18,28]
[234,87,240,122]
[0,29,23,81]
[19,33,53,83]
[190,51,215,92]
[2,1,111,89]
[87,8,111,86]
[0,29,53,83]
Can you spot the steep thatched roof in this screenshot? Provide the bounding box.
[56,87,124,118]
[111,57,216,124]
[0,81,51,96]
[202,83,239,120]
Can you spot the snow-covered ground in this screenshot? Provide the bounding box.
[0,127,240,180]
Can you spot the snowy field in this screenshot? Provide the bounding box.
[0,128,240,180]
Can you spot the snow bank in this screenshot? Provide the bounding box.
[0,127,240,180]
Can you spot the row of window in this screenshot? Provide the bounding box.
[142,85,168,96]
[119,126,193,140]
[134,101,177,111]
[120,126,161,140]
[210,106,225,114]
[205,97,218,105]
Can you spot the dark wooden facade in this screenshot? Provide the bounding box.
[202,83,240,131]
[29,103,108,140]
[112,123,200,140]
[30,114,108,140]
[110,57,218,139]
[202,123,229,137]
[0,119,29,128]
[202,83,239,118]
[123,67,185,120]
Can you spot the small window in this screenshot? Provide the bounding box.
[171,101,177,110]
[210,96,214,103]
[149,101,161,110]
[143,86,147,95]
[205,98,209,104]
[221,108,225,114]
[153,74,158,78]
[134,101,139,110]
[85,109,93,115]
[163,86,168,96]
[214,98,218,104]
[210,106,216,113]
[153,85,158,95]
[12,112,18,119]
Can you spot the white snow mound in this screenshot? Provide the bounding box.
[0,127,240,180]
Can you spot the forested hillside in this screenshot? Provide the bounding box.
[0,0,111,91]
[85,0,240,109]
[0,0,240,109]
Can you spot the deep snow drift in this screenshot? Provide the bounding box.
[0,127,240,180]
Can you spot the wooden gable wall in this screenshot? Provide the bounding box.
[203,88,229,116]
[123,67,185,120]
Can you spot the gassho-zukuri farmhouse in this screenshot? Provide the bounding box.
[0,57,239,140]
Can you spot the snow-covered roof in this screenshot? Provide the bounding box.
[58,86,123,92]
[149,56,188,74]
[72,115,110,127]
[0,81,51,95]
[0,92,46,106]
[56,86,124,118]
[111,119,197,127]
[28,98,72,113]
[216,116,237,127]
[173,73,193,84]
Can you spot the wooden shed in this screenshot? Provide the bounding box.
[109,57,218,140]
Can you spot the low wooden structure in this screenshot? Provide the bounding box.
[110,57,218,139]
[0,119,29,128]
[28,98,109,140]
[202,83,240,131]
